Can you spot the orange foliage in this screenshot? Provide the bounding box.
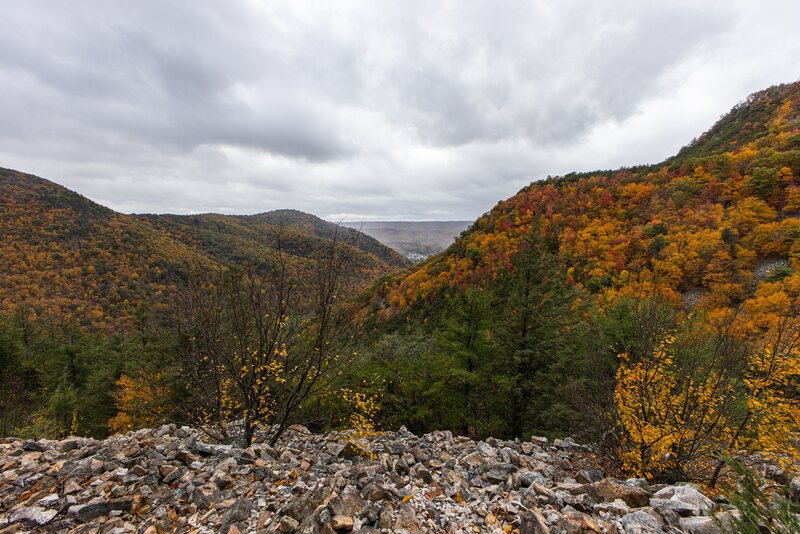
[374,83,800,320]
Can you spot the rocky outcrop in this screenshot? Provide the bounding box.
[0,425,736,532]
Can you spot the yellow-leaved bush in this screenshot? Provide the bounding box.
[614,335,733,480]
[341,389,380,459]
[613,277,800,484]
[108,372,169,434]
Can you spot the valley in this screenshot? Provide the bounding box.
[340,221,471,261]
[2,81,800,532]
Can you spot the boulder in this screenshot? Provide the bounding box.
[9,506,59,526]
[220,499,254,532]
[583,478,650,508]
[678,516,723,533]
[330,514,354,531]
[277,515,300,533]
[68,499,132,522]
[393,503,421,533]
[519,508,551,533]
[22,440,47,452]
[619,510,664,533]
[652,485,714,516]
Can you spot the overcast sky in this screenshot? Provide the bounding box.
[1,1,798,221]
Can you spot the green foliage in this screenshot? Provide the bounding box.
[353,330,460,435]
[0,312,169,438]
[353,230,596,440]
[436,288,498,437]
[493,231,593,437]
[766,264,793,282]
[746,167,779,200]
[718,457,800,534]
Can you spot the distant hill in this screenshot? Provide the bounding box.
[0,169,408,329]
[340,221,471,261]
[369,81,800,318]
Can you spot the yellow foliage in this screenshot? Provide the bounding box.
[614,287,800,481]
[341,388,380,459]
[108,373,169,434]
[613,336,732,479]
[785,186,800,213]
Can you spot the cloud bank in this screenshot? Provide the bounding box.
[0,1,798,220]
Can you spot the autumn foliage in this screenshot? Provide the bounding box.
[2,81,800,487]
[0,171,406,332]
[373,83,800,320]
[108,373,170,434]
[364,81,800,483]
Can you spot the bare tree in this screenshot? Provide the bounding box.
[171,225,356,446]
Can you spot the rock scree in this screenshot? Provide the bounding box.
[0,424,743,532]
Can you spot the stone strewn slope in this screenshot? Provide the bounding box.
[0,425,734,533]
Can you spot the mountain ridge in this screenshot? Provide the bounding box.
[0,168,408,329]
[369,80,800,320]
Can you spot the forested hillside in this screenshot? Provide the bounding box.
[0,169,407,330]
[0,170,406,437]
[373,82,800,318]
[352,82,800,485]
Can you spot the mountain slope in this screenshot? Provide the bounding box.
[0,169,407,329]
[371,81,800,319]
[141,209,405,269]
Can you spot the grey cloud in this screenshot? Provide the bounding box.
[374,1,734,147]
[0,1,354,161]
[0,0,797,220]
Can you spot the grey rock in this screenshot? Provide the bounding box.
[277,515,300,532]
[211,470,235,489]
[57,439,81,452]
[530,436,548,447]
[68,499,132,522]
[330,493,364,517]
[575,468,604,484]
[652,485,714,516]
[36,493,61,508]
[476,441,496,456]
[626,478,652,492]
[593,498,630,516]
[679,516,723,533]
[519,508,550,533]
[220,498,254,532]
[282,484,331,521]
[9,506,59,526]
[553,437,591,452]
[162,466,187,484]
[22,439,47,452]
[619,510,664,533]
[650,497,697,517]
[480,462,517,482]
[193,484,220,508]
[361,482,395,502]
[519,470,547,487]
[790,477,800,503]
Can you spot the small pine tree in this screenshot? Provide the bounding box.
[718,457,800,534]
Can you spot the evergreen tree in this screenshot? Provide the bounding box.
[495,229,588,438]
[436,288,498,437]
